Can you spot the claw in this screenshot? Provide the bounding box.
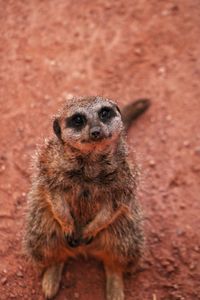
[81,236,94,245]
[65,232,81,248]
[64,232,94,248]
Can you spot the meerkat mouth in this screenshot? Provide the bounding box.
[81,138,104,144]
[81,133,113,144]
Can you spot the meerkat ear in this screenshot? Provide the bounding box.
[53,118,62,140]
[115,104,121,115]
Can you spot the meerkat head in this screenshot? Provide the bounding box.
[53,96,124,152]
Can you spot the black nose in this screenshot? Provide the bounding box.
[90,127,102,140]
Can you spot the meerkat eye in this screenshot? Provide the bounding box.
[66,113,87,130]
[99,107,116,123]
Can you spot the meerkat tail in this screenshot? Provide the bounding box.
[122,98,151,131]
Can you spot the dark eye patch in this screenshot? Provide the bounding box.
[66,113,87,130]
[98,107,116,123]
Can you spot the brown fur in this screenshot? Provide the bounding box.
[24,96,150,299]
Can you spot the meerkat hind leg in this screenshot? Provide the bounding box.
[42,263,64,299]
[104,264,124,300]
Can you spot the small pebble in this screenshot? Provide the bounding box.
[74,292,79,298]
[176,228,185,236]
[150,117,155,123]
[183,140,190,147]
[63,93,74,100]
[161,136,166,143]
[134,47,142,56]
[24,56,32,62]
[166,114,172,121]
[158,66,166,75]
[16,271,23,278]
[194,147,200,155]
[1,277,7,285]
[30,103,35,109]
[32,289,36,295]
[189,263,196,270]
[166,264,175,273]
[0,165,5,171]
[173,284,179,290]
[44,95,50,101]
[180,204,186,209]
[18,282,26,288]
[162,192,168,199]
[49,60,56,66]
[149,160,156,167]
[161,10,170,16]
[191,165,200,172]
[161,103,167,109]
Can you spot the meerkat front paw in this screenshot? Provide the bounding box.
[65,231,82,248]
[81,235,94,245]
[81,225,96,245]
[42,263,64,299]
[65,231,93,247]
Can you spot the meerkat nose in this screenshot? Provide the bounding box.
[90,126,102,140]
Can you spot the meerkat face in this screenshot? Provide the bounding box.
[53,97,124,152]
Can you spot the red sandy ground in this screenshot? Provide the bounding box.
[0,1,199,299]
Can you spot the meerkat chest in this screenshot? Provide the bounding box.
[64,159,118,226]
[68,183,104,227]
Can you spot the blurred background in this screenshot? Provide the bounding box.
[0,1,200,299]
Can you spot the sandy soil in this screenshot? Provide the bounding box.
[0,1,200,299]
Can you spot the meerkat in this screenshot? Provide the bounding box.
[24,96,150,300]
